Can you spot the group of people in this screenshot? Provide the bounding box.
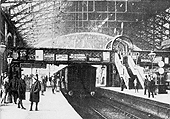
[144,75,156,98]
[1,73,27,109]
[120,75,156,98]
[0,73,42,111]
[51,75,61,94]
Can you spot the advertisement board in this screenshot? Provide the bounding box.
[56,54,68,61]
[69,54,86,61]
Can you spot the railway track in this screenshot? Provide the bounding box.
[65,93,164,119]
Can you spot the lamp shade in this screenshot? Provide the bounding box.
[148,51,156,57]
[0,45,6,54]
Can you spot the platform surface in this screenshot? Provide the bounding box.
[102,87,170,105]
[0,87,82,119]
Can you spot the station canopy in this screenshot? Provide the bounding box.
[1,0,170,50]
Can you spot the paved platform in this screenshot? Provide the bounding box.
[0,87,82,119]
[102,87,170,105]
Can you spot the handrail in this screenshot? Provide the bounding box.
[128,56,144,88]
[115,53,130,89]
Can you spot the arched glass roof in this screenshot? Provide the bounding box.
[1,0,170,50]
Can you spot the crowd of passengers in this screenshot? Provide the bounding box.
[0,73,50,111]
[120,75,157,98]
[0,72,61,111]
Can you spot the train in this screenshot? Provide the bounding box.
[54,64,97,97]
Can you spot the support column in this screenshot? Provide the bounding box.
[106,64,112,87]
[0,6,5,88]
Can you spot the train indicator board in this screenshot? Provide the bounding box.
[20,63,46,68]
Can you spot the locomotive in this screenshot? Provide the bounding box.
[54,64,97,97]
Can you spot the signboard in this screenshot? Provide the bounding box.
[44,53,55,61]
[69,54,86,61]
[164,57,169,64]
[56,54,68,61]
[103,52,110,62]
[35,50,43,60]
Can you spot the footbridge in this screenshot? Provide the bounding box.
[10,32,143,88]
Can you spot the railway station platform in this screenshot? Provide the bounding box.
[101,87,170,104]
[0,87,82,119]
[97,87,170,119]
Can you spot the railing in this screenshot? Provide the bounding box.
[128,56,144,88]
[115,53,130,89]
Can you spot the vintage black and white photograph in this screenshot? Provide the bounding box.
[0,0,170,119]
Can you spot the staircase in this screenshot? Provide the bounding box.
[127,56,145,89]
[115,53,130,89]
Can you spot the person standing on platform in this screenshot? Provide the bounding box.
[56,75,60,92]
[1,74,9,105]
[148,76,155,98]
[17,74,26,109]
[144,75,149,95]
[120,77,125,91]
[134,77,138,92]
[29,74,41,111]
[10,73,18,104]
[41,76,47,96]
[52,76,57,94]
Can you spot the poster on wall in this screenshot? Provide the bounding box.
[35,50,43,60]
[103,52,110,62]
[95,65,107,87]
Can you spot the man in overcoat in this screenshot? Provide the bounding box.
[10,73,19,104]
[29,74,41,111]
[17,74,26,109]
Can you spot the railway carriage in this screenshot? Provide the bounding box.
[55,64,96,97]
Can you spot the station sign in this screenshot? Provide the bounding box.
[56,54,68,61]
[164,57,169,64]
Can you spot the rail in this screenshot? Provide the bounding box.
[127,56,144,88]
[115,53,130,89]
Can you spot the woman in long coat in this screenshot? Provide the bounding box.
[29,74,41,111]
[17,74,26,109]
